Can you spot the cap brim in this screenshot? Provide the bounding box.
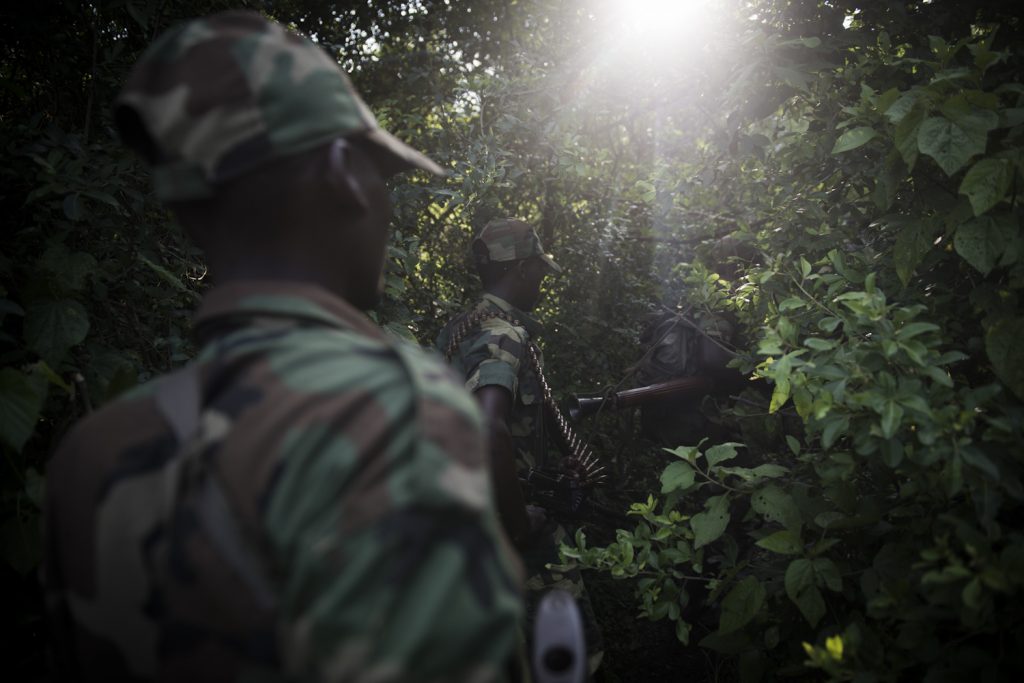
[540,253,562,274]
[360,127,447,177]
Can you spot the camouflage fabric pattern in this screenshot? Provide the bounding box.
[115,11,442,202]
[472,219,561,274]
[437,294,603,675]
[44,281,523,682]
[436,293,547,471]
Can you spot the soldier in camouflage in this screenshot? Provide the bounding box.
[436,219,603,675]
[43,12,523,682]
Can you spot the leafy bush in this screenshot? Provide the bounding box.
[561,20,1024,682]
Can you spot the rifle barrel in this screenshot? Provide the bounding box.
[568,376,713,420]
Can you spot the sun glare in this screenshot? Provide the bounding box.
[602,0,723,63]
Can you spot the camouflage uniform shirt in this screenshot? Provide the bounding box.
[44,281,523,682]
[436,293,547,471]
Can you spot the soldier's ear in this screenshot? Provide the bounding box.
[325,138,372,211]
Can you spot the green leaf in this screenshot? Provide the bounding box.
[751,484,803,532]
[813,558,843,592]
[62,193,84,221]
[896,322,940,340]
[954,215,1016,275]
[0,368,48,453]
[893,219,937,286]
[749,464,789,479]
[786,435,801,456]
[718,576,766,635]
[691,495,730,549]
[675,618,692,645]
[663,445,699,462]
[804,337,837,351]
[880,400,904,439]
[831,126,878,154]
[985,316,1024,400]
[894,105,925,169]
[785,558,826,627]
[917,114,994,176]
[820,415,849,448]
[756,530,803,555]
[769,377,790,413]
[706,442,743,467]
[661,461,697,494]
[138,254,189,293]
[959,158,1012,216]
[24,298,90,365]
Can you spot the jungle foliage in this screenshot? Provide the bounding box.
[2,0,1023,681]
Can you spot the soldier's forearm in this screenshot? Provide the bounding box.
[486,418,532,549]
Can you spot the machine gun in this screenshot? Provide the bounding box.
[567,375,713,421]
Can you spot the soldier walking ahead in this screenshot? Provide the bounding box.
[43,12,523,682]
[437,219,603,675]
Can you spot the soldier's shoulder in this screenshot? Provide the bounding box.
[390,339,484,428]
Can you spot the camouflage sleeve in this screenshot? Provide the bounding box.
[265,345,523,682]
[463,318,527,399]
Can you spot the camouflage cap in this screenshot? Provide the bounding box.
[472,218,562,274]
[114,11,444,202]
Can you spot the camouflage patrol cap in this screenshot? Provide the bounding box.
[114,11,444,202]
[472,218,562,273]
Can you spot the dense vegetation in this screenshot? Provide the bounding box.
[2,1,1022,680]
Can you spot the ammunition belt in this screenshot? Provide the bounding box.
[444,309,605,487]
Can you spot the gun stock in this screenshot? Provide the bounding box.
[568,375,713,420]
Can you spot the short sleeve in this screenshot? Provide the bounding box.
[463,318,528,399]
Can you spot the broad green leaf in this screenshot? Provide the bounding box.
[954,215,1016,274]
[749,464,789,479]
[138,254,189,293]
[917,115,991,176]
[804,337,837,351]
[831,127,878,154]
[691,495,730,549]
[663,445,699,463]
[799,257,812,278]
[751,484,802,532]
[769,377,790,413]
[785,558,826,627]
[820,415,849,448]
[675,618,692,645]
[893,219,937,286]
[985,316,1024,400]
[706,442,743,467]
[24,298,90,365]
[885,93,919,125]
[959,158,1012,215]
[661,461,697,494]
[880,400,904,439]
[813,558,843,592]
[896,322,940,339]
[756,530,803,555]
[718,576,766,635]
[894,105,925,168]
[62,193,83,221]
[793,386,812,419]
[0,368,48,453]
[786,435,801,456]
[779,297,806,312]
